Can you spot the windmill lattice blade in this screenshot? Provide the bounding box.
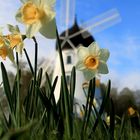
[69,9,121,39]
[59,0,76,36]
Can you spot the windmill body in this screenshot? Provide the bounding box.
[53,21,95,105]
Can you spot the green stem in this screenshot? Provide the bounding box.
[56,29,72,137]
[32,36,38,118]
[32,37,38,83]
[23,48,34,75]
[16,52,20,127]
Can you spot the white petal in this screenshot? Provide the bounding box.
[99,48,110,62]
[98,61,109,74]
[75,61,86,71]
[83,69,96,81]
[26,22,41,38]
[88,42,100,55]
[46,0,56,7]
[77,46,89,60]
[39,18,56,39]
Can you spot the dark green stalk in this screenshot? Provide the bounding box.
[85,78,95,133]
[89,80,111,138]
[80,79,94,140]
[32,37,38,84]
[16,52,20,127]
[32,36,38,118]
[56,29,72,138]
[23,48,34,75]
[22,35,34,75]
[1,62,17,127]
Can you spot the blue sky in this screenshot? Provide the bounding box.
[0,0,140,91]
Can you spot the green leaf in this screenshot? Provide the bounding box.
[48,76,58,107]
[0,103,9,131]
[37,68,43,87]
[1,62,13,113]
[24,80,34,118]
[11,76,18,113]
[109,98,115,140]
[23,48,34,75]
[61,76,72,138]
[70,67,76,111]
[81,78,95,139]
[89,104,109,139]
[118,114,126,140]
[84,78,96,133]
[89,80,111,134]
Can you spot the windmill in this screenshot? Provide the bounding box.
[53,0,121,105]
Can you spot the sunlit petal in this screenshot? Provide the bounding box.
[88,42,100,55]
[39,18,56,38]
[77,46,89,60]
[26,22,41,38]
[98,61,109,74]
[83,69,96,81]
[75,61,86,71]
[99,48,110,62]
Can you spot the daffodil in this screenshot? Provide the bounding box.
[16,0,56,38]
[76,42,109,81]
[0,44,14,62]
[0,46,8,60]
[128,107,136,116]
[6,24,24,55]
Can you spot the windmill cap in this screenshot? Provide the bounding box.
[56,20,95,50]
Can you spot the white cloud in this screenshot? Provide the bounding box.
[106,70,140,91]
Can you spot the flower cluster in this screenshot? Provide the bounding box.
[0,0,56,61]
[0,0,110,81]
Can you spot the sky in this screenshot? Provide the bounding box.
[0,0,140,91]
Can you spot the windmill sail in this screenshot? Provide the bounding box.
[80,9,121,38]
[60,0,76,34]
[59,0,121,40]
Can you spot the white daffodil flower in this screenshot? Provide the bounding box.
[76,42,110,81]
[16,0,56,38]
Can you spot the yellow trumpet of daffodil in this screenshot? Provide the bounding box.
[0,40,14,62]
[16,0,56,38]
[76,42,110,81]
[0,46,8,60]
[128,107,136,116]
